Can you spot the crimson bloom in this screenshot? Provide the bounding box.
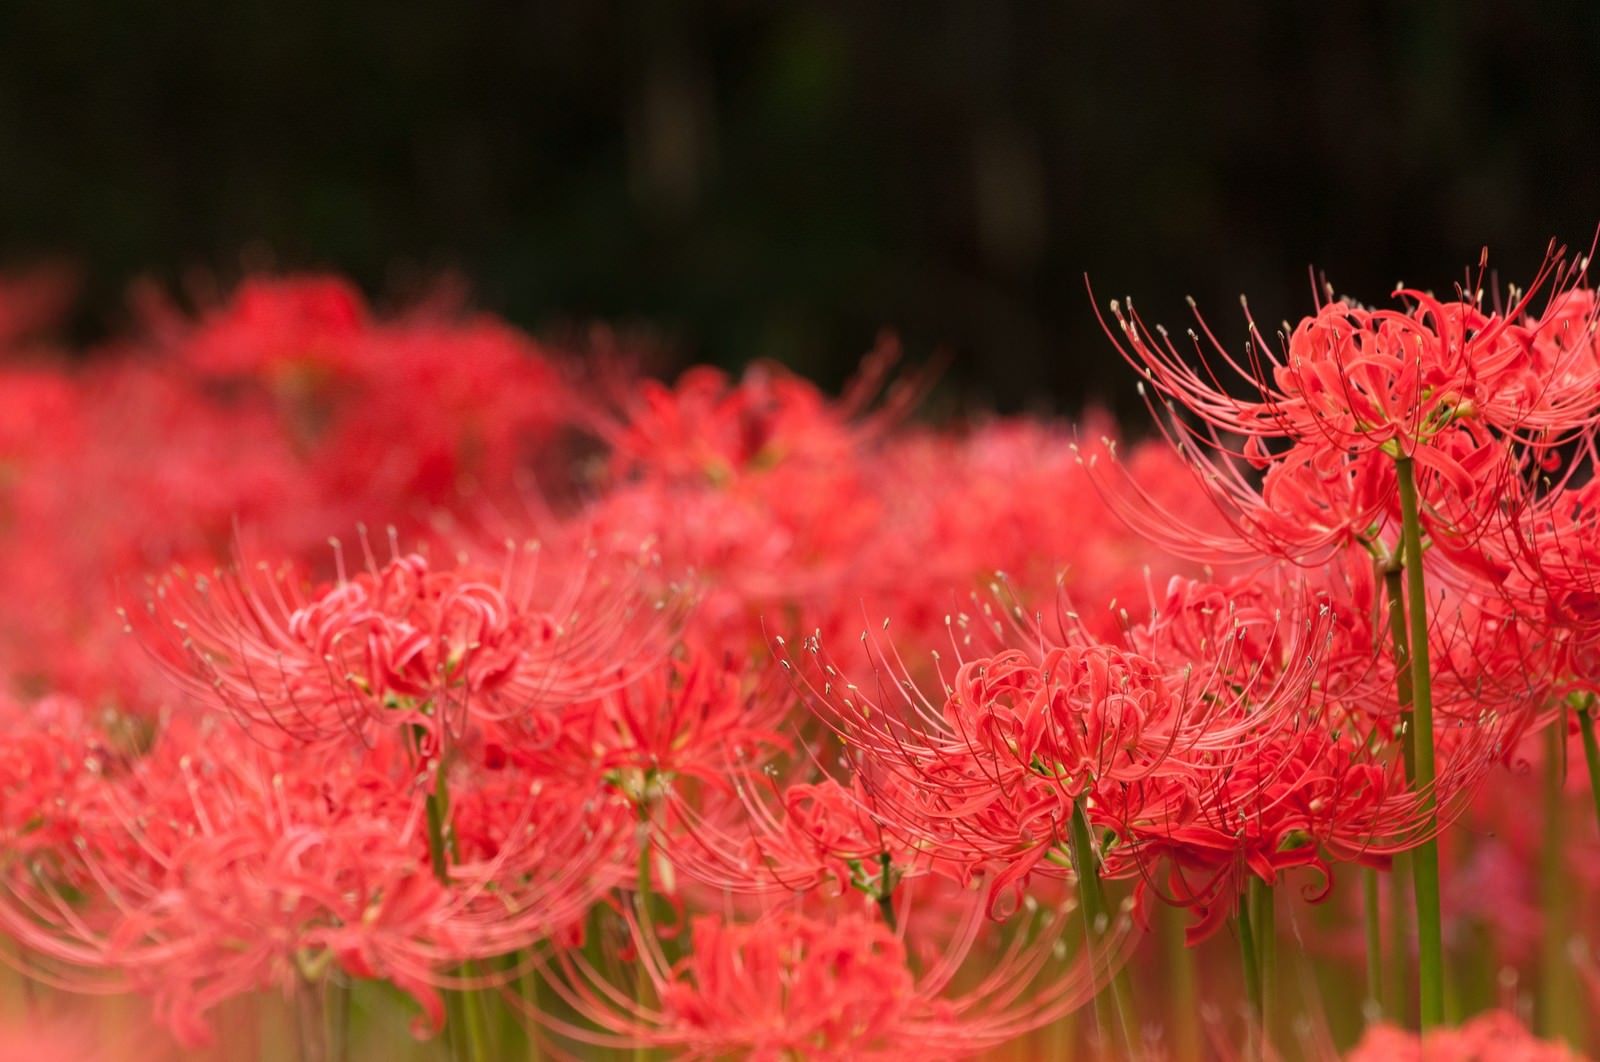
[136,539,677,746]
[780,578,1332,917]
[1085,251,1600,574]
[0,716,630,1046]
[531,893,1130,1061]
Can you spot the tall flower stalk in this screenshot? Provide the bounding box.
[1087,249,1597,1033]
[1395,454,1445,1026]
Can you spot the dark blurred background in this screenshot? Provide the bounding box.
[2,1,1597,419]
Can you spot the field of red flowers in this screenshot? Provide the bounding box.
[3,251,1599,1060]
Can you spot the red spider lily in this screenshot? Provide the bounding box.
[577,366,1196,668]
[1481,459,1600,697]
[854,418,1213,650]
[1093,557,1537,941]
[1100,246,1592,457]
[1513,285,1600,428]
[139,274,369,381]
[0,695,114,867]
[0,268,582,707]
[659,771,934,904]
[508,642,787,803]
[528,892,1133,1061]
[778,581,1333,916]
[0,717,631,1047]
[1076,430,1396,567]
[1082,250,1600,574]
[1142,553,1545,748]
[1079,571,1387,939]
[133,538,680,747]
[1125,730,1519,947]
[1097,721,1406,944]
[1092,687,1519,946]
[574,357,898,659]
[1079,409,1531,579]
[0,356,312,703]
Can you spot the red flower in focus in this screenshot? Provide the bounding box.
[781,582,1331,917]
[137,540,678,745]
[518,643,784,801]
[663,772,927,906]
[534,896,1128,1061]
[1099,723,1401,943]
[0,718,630,1046]
[1084,252,1600,573]
[1105,249,1589,459]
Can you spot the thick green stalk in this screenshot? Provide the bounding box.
[1578,696,1600,830]
[1162,902,1201,1062]
[1380,564,1413,1027]
[1362,867,1384,1021]
[1387,853,1412,1027]
[634,824,655,1062]
[876,851,898,931]
[515,958,545,1062]
[422,753,465,1052]
[1252,878,1276,1049]
[425,789,452,884]
[458,966,492,1062]
[423,745,491,1062]
[1238,896,1262,1060]
[1394,455,1444,1028]
[1539,724,1583,1043]
[1068,800,1137,1057]
[1381,566,1415,783]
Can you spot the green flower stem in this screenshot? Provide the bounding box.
[1379,563,1412,1027]
[1394,455,1444,1028]
[1068,799,1136,1057]
[457,967,492,1062]
[1162,902,1201,1062]
[1237,894,1261,1060]
[1251,878,1276,1049]
[425,779,452,885]
[527,986,546,1062]
[635,819,656,1062]
[1540,724,1583,1044]
[1386,853,1411,1027]
[422,740,490,1062]
[1362,867,1383,1021]
[876,851,898,931]
[1577,696,1600,831]
[1381,566,1415,783]
[516,957,544,1062]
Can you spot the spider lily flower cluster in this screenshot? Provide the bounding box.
[0,253,1598,1061]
